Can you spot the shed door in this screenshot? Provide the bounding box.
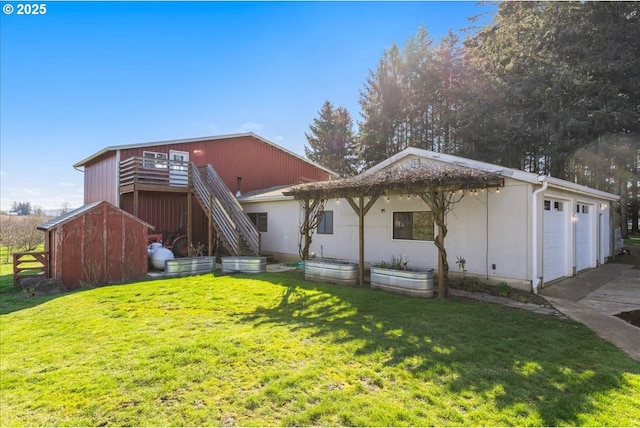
[575,203,592,272]
[169,150,189,186]
[544,199,568,282]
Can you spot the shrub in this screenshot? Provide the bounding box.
[496,282,512,297]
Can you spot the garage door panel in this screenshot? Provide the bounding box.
[544,199,567,282]
[575,204,592,271]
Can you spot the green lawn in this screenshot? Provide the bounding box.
[1,262,639,426]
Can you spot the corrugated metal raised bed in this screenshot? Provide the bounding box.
[221,256,266,274]
[305,258,359,286]
[370,266,434,298]
[165,256,217,277]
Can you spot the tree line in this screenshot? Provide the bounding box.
[304,2,639,235]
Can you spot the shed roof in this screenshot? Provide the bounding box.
[38,201,154,231]
[237,185,296,203]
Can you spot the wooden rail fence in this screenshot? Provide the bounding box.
[13,252,49,286]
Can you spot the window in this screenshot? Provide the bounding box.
[576,204,589,214]
[545,200,563,211]
[248,212,268,232]
[317,210,333,234]
[143,151,168,169]
[393,211,434,241]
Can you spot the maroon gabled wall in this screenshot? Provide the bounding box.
[45,202,149,288]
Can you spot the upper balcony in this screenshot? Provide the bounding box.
[119,156,191,194]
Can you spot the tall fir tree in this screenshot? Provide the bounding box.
[358,26,465,169]
[304,101,359,176]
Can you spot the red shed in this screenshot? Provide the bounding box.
[38,201,153,289]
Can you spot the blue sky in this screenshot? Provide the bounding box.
[0,1,495,211]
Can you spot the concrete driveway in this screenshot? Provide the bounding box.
[540,263,640,361]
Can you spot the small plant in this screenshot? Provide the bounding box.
[456,255,466,273]
[496,282,511,297]
[378,254,408,270]
[81,260,106,288]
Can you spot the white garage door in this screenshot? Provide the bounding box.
[575,203,592,272]
[544,199,568,282]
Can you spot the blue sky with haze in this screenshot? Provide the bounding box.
[1,1,495,211]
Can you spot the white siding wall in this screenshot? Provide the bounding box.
[241,178,614,289]
[242,177,534,283]
[243,200,301,258]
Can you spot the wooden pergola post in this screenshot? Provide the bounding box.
[346,195,379,287]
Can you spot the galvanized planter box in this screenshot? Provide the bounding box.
[221,256,267,274]
[304,258,359,286]
[165,256,217,277]
[370,266,434,298]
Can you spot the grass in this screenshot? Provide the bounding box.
[1,262,639,426]
[624,235,640,247]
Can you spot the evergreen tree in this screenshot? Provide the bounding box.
[304,101,359,176]
[358,45,407,168]
[358,27,464,169]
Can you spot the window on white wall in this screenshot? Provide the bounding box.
[317,210,333,234]
[143,151,168,169]
[393,211,434,241]
[248,212,268,232]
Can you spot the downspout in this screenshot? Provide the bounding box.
[531,176,548,294]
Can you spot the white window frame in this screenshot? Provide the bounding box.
[143,151,168,169]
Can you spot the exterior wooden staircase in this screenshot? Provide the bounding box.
[191,163,261,256]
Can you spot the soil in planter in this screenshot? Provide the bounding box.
[450,277,549,306]
[615,310,640,328]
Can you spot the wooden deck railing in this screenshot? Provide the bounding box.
[119,157,190,188]
[13,252,49,286]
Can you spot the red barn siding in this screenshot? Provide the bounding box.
[83,152,118,205]
[119,134,333,193]
[120,193,208,244]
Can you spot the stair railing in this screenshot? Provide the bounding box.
[201,165,261,256]
[191,164,239,253]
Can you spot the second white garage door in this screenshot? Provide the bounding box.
[575,203,592,272]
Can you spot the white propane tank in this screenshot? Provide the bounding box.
[147,242,163,256]
[149,245,174,270]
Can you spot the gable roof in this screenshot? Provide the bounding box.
[72,132,338,177]
[367,147,619,201]
[38,201,154,231]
